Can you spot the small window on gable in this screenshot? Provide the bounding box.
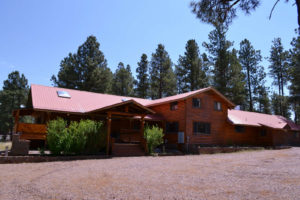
[193,98,201,108]
[57,91,71,98]
[235,125,245,133]
[170,101,178,111]
[214,101,222,111]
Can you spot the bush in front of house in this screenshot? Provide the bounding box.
[144,125,164,154]
[84,120,106,154]
[47,118,68,155]
[47,118,106,155]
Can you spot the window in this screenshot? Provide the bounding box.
[166,122,179,133]
[170,101,178,110]
[260,129,267,136]
[214,101,222,111]
[57,91,71,98]
[193,122,210,135]
[193,98,201,108]
[235,125,245,133]
[133,120,141,130]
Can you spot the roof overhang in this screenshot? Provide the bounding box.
[88,99,155,115]
[146,87,235,108]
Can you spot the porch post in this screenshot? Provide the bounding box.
[140,115,147,153]
[106,112,112,155]
[140,115,145,138]
[13,110,20,134]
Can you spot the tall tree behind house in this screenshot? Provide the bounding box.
[176,39,209,93]
[150,44,177,99]
[269,38,290,117]
[238,39,264,111]
[135,54,150,98]
[0,71,29,134]
[112,62,135,96]
[289,35,300,123]
[51,35,113,94]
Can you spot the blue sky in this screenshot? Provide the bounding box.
[0,0,298,93]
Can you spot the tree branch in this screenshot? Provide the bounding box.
[269,0,281,20]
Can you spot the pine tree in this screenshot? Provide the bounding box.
[257,85,271,114]
[269,38,290,117]
[271,93,291,118]
[203,24,232,96]
[112,62,134,96]
[289,35,300,123]
[150,44,177,99]
[176,39,208,93]
[227,49,246,106]
[135,54,149,98]
[0,71,29,134]
[238,39,263,111]
[51,35,113,93]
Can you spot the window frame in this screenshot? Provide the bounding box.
[260,129,267,136]
[214,101,222,111]
[192,98,201,108]
[235,125,245,133]
[166,121,179,134]
[170,101,178,111]
[193,121,211,135]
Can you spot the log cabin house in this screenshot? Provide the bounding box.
[13,84,300,155]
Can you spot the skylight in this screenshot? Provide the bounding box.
[57,91,71,98]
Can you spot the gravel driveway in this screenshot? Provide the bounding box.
[1,148,300,200]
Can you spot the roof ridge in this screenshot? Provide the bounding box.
[31,84,152,101]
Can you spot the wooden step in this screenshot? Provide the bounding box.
[112,143,145,157]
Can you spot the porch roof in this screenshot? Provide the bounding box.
[228,110,300,131]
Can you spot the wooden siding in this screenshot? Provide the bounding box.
[185,91,231,145]
[150,100,186,144]
[18,123,47,140]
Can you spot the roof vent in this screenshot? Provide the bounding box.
[122,98,128,102]
[57,91,71,98]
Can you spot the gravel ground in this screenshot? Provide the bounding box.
[1,148,300,200]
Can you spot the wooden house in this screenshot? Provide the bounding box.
[13,84,300,155]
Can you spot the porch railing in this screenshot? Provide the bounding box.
[17,123,47,140]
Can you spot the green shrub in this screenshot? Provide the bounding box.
[84,120,106,154]
[144,125,164,154]
[47,118,106,155]
[47,118,68,155]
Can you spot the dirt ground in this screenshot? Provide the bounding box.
[1,148,300,200]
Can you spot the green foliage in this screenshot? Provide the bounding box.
[271,93,291,119]
[47,118,68,155]
[227,49,246,106]
[0,71,29,134]
[269,38,290,117]
[190,0,260,26]
[135,54,150,98]
[51,35,113,94]
[84,120,106,153]
[144,125,164,154]
[112,62,135,96]
[239,39,264,111]
[150,44,177,99]
[203,24,232,96]
[289,35,300,123]
[47,118,106,155]
[203,25,247,106]
[176,39,209,93]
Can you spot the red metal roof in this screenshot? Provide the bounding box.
[145,87,235,107]
[228,110,300,131]
[31,84,152,113]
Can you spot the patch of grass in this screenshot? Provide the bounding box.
[0,141,12,151]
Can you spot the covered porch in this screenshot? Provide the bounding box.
[13,100,163,155]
